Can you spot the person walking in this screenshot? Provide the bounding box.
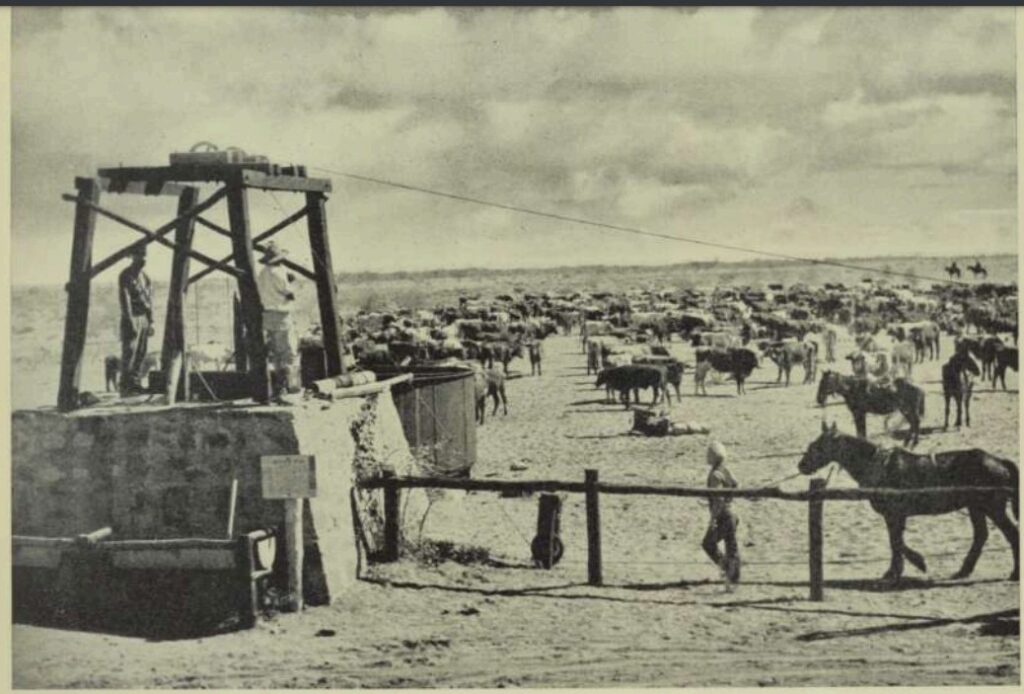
[256,242,299,403]
[118,246,154,395]
[702,440,741,583]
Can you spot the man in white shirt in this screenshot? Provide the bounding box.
[256,242,298,402]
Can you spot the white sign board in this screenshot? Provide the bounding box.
[260,455,318,499]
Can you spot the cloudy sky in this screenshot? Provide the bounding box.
[11,7,1018,286]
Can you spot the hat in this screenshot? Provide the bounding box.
[260,241,288,265]
[707,440,728,464]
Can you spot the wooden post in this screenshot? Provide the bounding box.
[382,471,401,563]
[585,469,602,586]
[305,192,347,376]
[161,187,199,403]
[283,498,304,612]
[808,478,826,601]
[57,178,100,411]
[232,293,248,372]
[235,534,258,629]
[225,180,269,403]
[532,493,562,569]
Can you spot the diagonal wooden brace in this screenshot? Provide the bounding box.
[62,187,230,279]
[61,192,244,279]
[186,206,310,286]
[193,216,316,282]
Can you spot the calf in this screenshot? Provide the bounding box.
[470,364,508,424]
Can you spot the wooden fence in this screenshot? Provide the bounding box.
[359,470,1015,601]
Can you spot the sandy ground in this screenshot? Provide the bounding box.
[12,331,1021,688]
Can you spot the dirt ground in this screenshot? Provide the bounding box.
[12,330,1021,688]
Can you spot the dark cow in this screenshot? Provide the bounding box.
[963,335,1004,380]
[632,355,685,401]
[694,347,759,395]
[992,346,1019,391]
[596,365,669,407]
[480,340,523,375]
[761,340,817,386]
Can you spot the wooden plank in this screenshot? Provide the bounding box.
[808,478,826,601]
[195,216,316,281]
[241,169,332,193]
[382,472,401,562]
[585,469,602,586]
[283,498,304,612]
[57,178,100,411]
[78,186,230,279]
[109,547,237,570]
[225,179,270,403]
[89,176,188,197]
[160,187,200,404]
[356,476,1014,502]
[306,192,346,375]
[187,206,308,285]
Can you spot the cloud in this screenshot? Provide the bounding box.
[9,7,1017,285]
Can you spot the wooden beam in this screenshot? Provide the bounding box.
[160,187,200,404]
[57,178,100,411]
[225,179,270,403]
[585,469,602,586]
[94,165,331,193]
[808,478,826,601]
[187,206,309,286]
[78,186,229,278]
[306,192,346,376]
[241,169,332,193]
[382,471,400,562]
[87,176,188,197]
[194,216,317,281]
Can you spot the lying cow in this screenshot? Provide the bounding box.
[694,347,759,396]
[596,364,670,407]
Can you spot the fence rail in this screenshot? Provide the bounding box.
[358,470,1015,601]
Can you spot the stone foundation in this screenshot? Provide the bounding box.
[12,391,414,601]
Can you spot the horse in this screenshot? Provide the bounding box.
[798,421,1018,582]
[944,261,961,280]
[816,370,925,447]
[941,347,979,429]
[968,260,988,279]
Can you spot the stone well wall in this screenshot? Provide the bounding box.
[12,391,414,600]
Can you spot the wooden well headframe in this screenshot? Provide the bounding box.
[57,161,347,411]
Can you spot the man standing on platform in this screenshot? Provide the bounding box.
[118,246,154,395]
[256,242,299,403]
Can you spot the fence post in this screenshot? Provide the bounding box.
[382,471,401,563]
[808,478,826,601]
[585,469,602,586]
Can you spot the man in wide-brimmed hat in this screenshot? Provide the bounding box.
[118,244,154,395]
[256,242,299,403]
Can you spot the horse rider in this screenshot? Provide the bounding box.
[118,245,154,396]
[256,242,299,403]
[702,441,741,583]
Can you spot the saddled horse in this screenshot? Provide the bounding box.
[945,261,961,280]
[968,260,988,279]
[942,345,979,429]
[798,422,1018,582]
[816,370,925,447]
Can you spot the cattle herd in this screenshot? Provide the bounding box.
[330,278,1018,445]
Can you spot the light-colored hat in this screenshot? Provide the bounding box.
[260,241,288,265]
[707,440,728,464]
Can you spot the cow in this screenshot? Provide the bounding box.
[692,331,740,350]
[470,363,508,424]
[963,335,1004,380]
[596,365,669,407]
[480,339,523,375]
[694,347,759,396]
[526,340,543,376]
[761,340,817,386]
[908,323,940,362]
[889,342,916,380]
[992,346,1019,391]
[632,355,685,401]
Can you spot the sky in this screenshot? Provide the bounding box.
[10,7,1019,286]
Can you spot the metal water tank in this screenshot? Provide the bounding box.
[370,365,477,478]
